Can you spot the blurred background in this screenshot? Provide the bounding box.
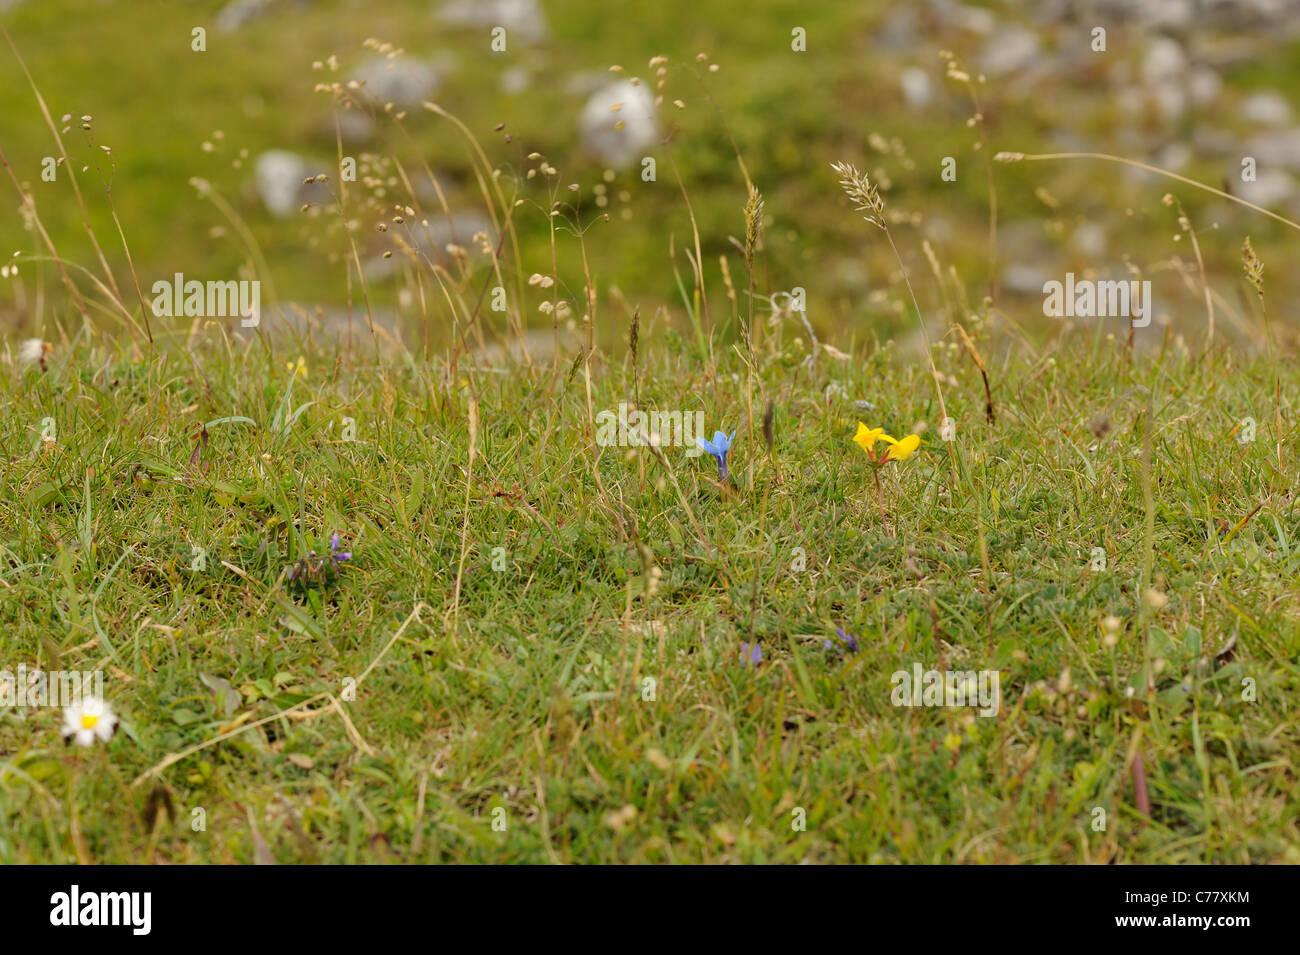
[2,0,1299,353]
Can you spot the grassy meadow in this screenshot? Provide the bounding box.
[1,1,1299,863]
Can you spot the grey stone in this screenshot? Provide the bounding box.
[1002,264,1052,296]
[1092,0,1193,28]
[335,110,377,143]
[1150,82,1187,122]
[352,57,441,108]
[1245,128,1300,172]
[1189,68,1222,106]
[1241,90,1293,126]
[1142,36,1186,85]
[579,80,658,168]
[500,66,531,95]
[436,0,548,44]
[254,150,330,218]
[900,67,934,110]
[1157,142,1193,172]
[942,1,997,34]
[875,8,917,51]
[312,109,378,145]
[237,303,403,351]
[216,0,274,33]
[978,28,1040,77]
[1235,168,1295,207]
[1072,224,1108,258]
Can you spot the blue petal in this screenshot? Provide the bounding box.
[696,436,715,455]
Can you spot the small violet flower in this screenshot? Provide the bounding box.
[696,430,736,481]
[739,641,762,667]
[330,532,352,568]
[824,627,860,656]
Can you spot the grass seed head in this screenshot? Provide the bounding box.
[830,160,885,226]
[743,184,764,266]
[1242,236,1265,301]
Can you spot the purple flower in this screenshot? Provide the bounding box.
[826,627,860,656]
[739,641,762,667]
[330,532,352,567]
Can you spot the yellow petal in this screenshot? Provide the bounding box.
[852,422,885,453]
[885,434,920,461]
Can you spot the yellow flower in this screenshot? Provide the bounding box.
[881,433,921,461]
[852,422,887,453]
[286,356,307,378]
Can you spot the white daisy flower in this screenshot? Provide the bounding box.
[62,697,118,747]
[18,338,51,370]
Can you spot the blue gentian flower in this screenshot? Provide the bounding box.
[330,532,352,567]
[696,430,736,480]
[739,641,762,667]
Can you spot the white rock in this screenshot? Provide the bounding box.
[1150,81,1187,122]
[500,66,531,95]
[255,151,309,218]
[1189,68,1222,105]
[1235,168,1295,207]
[1093,0,1193,28]
[948,3,998,34]
[1157,142,1193,171]
[254,151,330,218]
[875,8,917,51]
[1245,128,1300,172]
[978,28,1040,77]
[353,57,440,108]
[334,110,376,143]
[1142,36,1186,84]
[579,81,658,168]
[1002,264,1052,295]
[1072,224,1108,258]
[1115,84,1144,119]
[1241,90,1293,127]
[1140,0,1194,29]
[900,67,934,109]
[436,0,548,44]
[216,0,273,33]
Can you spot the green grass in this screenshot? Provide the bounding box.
[2,318,1297,862]
[2,0,1299,866]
